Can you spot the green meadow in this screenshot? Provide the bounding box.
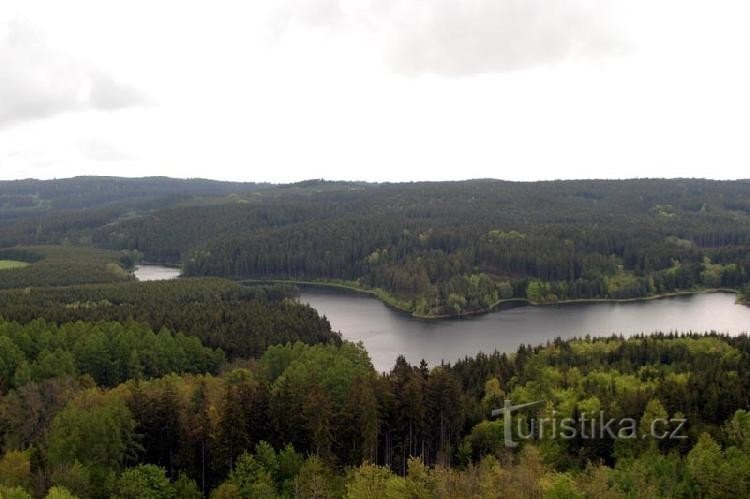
[0,260,29,270]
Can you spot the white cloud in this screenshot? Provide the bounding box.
[0,20,147,129]
[78,139,134,162]
[0,1,749,182]
[273,0,624,76]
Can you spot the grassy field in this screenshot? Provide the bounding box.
[0,260,30,270]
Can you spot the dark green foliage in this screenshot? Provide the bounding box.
[0,278,340,359]
[79,179,750,315]
[0,177,268,246]
[4,178,750,314]
[0,246,131,290]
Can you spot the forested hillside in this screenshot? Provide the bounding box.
[0,176,266,223]
[3,178,750,316]
[2,333,750,498]
[78,178,750,316]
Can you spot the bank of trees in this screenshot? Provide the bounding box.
[0,279,339,359]
[2,333,750,497]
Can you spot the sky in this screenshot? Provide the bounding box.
[1,0,749,183]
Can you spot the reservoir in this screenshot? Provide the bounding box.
[134,264,181,281]
[299,289,750,372]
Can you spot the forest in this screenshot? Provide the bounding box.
[1,333,750,498]
[4,178,749,316]
[0,247,132,290]
[0,279,339,360]
[0,177,266,226]
[2,177,750,497]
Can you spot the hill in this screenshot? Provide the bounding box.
[3,177,750,316]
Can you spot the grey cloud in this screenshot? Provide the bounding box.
[275,0,624,76]
[0,21,147,129]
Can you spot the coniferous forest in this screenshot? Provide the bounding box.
[1,177,750,498]
[5,177,749,316]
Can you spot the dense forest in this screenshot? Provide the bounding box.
[5,178,748,316]
[2,177,750,497]
[0,177,266,225]
[0,319,225,392]
[0,279,339,360]
[0,246,132,290]
[2,333,750,498]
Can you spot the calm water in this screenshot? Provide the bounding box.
[133,264,181,281]
[299,289,750,372]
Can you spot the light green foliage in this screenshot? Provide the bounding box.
[294,456,335,499]
[487,230,527,241]
[441,273,504,314]
[1,314,750,498]
[527,280,545,303]
[604,272,641,297]
[481,377,504,413]
[446,293,467,314]
[724,409,750,451]
[47,390,137,472]
[404,457,433,498]
[227,452,276,498]
[639,399,669,443]
[261,342,374,456]
[114,465,175,499]
[0,451,31,491]
[277,444,304,495]
[0,319,224,392]
[44,486,78,499]
[173,474,201,499]
[344,463,406,499]
[253,441,280,484]
[687,433,727,496]
[264,341,373,405]
[49,462,92,499]
[0,485,32,499]
[14,349,76,386]
[209,483,241,499]
[0,261,29,271]
[543,473,584,499]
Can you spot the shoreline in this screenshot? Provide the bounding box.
[240,279,742,320]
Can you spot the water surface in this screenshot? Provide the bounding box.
[299,289,750,372]
[134,264,181,281]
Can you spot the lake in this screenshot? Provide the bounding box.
[299,289,750,372]
[134,264,181,281]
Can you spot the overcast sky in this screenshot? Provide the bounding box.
[1,1,749,183]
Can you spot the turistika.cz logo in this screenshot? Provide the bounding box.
[491,399,688,448]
